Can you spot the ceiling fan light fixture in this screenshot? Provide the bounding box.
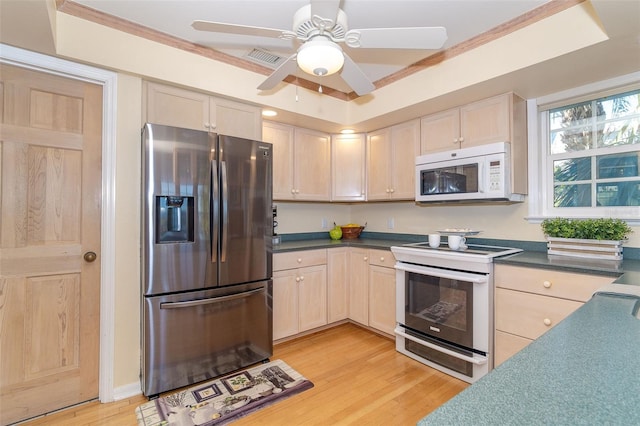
[296,37,344,77]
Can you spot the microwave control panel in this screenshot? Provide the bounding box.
[489,160,502,191]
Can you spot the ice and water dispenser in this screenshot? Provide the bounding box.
[155,195,194,243]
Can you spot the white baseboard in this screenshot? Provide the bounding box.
[113,382,142,401]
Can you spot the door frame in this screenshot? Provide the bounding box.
[0,44,118,403]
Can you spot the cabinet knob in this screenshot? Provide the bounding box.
[380,257,385,262]
[297,258,302,263]
[84,251,97,263]
[296,276,301,282]
[204,123,210,129]
[543,280,552,288]
[299,276,304,281]
[386,188,390,193]
[453,138,458,144]
[543,318,552,326]
[389,188,395,193]
[363,256,368,261]
[459,136,464,142]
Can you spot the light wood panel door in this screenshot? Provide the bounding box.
[368,265,396,336]
[367,119,419,200]
[420,108,460,154]
[331,133,366,201]
[0,64,102,425]
[327,247,349,323]
[292,128,331,201]
[348,248,369,326]
[262,121,294,201]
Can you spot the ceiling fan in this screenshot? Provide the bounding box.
[192,0,447,96]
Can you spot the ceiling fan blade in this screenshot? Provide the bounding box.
[310,0,341,25]
[192,20,295,40]
[341,54,375,96]
[257,54,299,91]
[345,27,448,49]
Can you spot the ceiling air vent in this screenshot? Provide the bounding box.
[245,48,287,69]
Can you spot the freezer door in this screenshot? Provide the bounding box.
[218,136,273,286]
[142,123,217,295]
[142,281,273,397]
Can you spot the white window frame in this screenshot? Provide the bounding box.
[527,71,640,225]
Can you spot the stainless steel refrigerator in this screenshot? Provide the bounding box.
[141,123,273,397]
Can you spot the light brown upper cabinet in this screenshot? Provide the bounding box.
[332,133,366,201]
[420,93,526,154]
[262,121,331,201]
[144,81,262,140]
[367,119,420,200]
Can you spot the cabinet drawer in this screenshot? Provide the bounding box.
[495,264,615,302]
[494,330,532,367]
[495,287,583,340]
[368,249,395,268]
[274,249,327,271]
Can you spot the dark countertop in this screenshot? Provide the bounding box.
[418,290,640,425]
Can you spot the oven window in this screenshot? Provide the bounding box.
[405,272,473,349]
[420,164,479,196]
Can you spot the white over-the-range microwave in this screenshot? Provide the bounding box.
[415,142,525,203]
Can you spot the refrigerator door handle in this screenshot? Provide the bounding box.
[159,288,263,309]
[221,160,229,262]
[211,159,219,264]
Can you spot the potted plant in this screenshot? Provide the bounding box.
[541,218,632,260]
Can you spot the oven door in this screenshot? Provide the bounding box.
[394,262,491,382]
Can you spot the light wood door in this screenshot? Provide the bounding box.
[145,81,210,131]
[262,121,295,200]
[331,133,366,201]
[272,269,299,340]
[366,127,392,200]
[348,248,369,326]
[0,64,102,425]
[368,265,396,335]
[390,119,420,199]
[293,128,331,201]
[297,265,327,333]
[212,97,262,140]
[327,247,349,323]
[420,108,460,154]
[459,93,511,148]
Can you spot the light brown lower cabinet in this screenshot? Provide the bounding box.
[494,264,616,366]
[272,250,327,340]
[348,248,397,336]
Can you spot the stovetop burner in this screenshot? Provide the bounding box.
[391,242,522,273]
[402,242,522,257]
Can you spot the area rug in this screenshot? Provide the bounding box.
[135,359,313,426]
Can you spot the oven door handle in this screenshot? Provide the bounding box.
[394,327,488,365]
[394,263,488,284]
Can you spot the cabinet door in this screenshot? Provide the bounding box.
[332,133,366,201]
[212,97,262,140]
[262,121,295,200]
[327,248,349,323]
[494,330,532,367]
[348,248,369,325]
[298,265,328,332]
[293,128,331,200]
[145,82,210,131]
[420,108,460,154]
[368,265,396,335]
[459,93,511,148]
[366,128,392,200]
[272,269,299,340]
[390,119,420,199]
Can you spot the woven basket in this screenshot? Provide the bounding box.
[340,226,364,239]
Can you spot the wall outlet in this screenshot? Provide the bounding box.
[321,218,328,229]
[387,217,395,229]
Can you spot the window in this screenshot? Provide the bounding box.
[529,73,640,223]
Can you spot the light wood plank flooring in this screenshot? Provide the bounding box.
[20,323,468,425]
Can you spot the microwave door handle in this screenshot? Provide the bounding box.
[477,161,485,193]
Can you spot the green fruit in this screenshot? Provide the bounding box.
[329,226,342,240]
